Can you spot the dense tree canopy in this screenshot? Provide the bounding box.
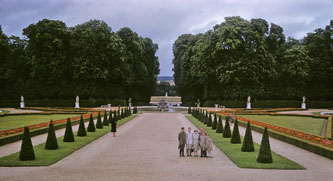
[173,17,333,104]
[0,19,159,104]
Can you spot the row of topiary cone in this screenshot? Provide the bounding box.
[19,107,132,161]
[191,108,273,163]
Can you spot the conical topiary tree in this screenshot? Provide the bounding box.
[212,113,217,129]
[257,127,273,163]
[19,126,35,161]
[216,115,223,133]
[230,119,241,144]
[109,110,113,123]
[113,111,118,122]
[87,113,96,132]
[64,118,75,142]
[188,107,191,114]
[242,121,255,152]
[223,117,231,138]
[207,112,212,127]
[45,120,58,149]
[96,112,103,129]
[103,111,109,126]
[203,111,208,124]
[77,115,87,136]
[133,106,138,114]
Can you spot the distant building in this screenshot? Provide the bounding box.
[157,76,174,85]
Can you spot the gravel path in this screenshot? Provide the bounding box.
[0,113,332,181]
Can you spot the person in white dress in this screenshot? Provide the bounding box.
[186,127,193,156]
[192,130,200,157]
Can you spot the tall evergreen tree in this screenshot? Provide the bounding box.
[207,112,212,127]
[103,111,109,126]
[77,115,87,136]
[45,120,58,149]
[212,113,217,129]
[257,127,273,163]
[242,121,255,152]
[19,126,35,160]
[216,115,223,133]
[230,119,241,144]
[223,117,231,138]
[64,118,75,142]
[96,111,103,129]
[87,113,96,132]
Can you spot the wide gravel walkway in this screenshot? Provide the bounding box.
[0,113,332,181]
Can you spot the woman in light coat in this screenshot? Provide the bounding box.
[186,127,193,156]
[205,134,213,158]
[192,130,200,157]
[199,132,206,157]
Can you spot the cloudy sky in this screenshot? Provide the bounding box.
[0,0,332,76]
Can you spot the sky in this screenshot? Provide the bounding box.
[0,0,332,76]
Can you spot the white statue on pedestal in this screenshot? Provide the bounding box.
[301,96,306,109]
[246,96,251,109]
[20,95,25,108]
[196,99,200,108]
[165,92,168,97]
[128,98,132,108]
[75,96,80,108]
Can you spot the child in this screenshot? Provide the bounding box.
[178,127,186,157]
[111,119,117,137]
[205,134,213,158]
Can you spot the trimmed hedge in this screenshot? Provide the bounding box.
[45,120,59,149]
[19,126,35,161]
[236,119,333,160]
[0,114,95,146]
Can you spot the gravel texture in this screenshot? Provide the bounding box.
[0,113,332,181]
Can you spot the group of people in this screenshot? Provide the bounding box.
[178,127,213,158]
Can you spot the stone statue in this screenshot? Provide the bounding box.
[247,96,251,103]
[76,96,79,103]
[21,95,24,102]
[302,96,306,103]
[165,92,168,97]
[128,98,132,103]
[20,95,25,108]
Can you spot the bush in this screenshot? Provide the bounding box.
[77,115,87,136]
[230,119,241,144]
[113,111,118,122]
[241,121,255,152]
[133,106,138,114]
[203,111,208,125]
[257,127,273,163]
[87,114,96,132]
[96,112,103,129]
[64,118,75,142]
[207,112,212,127]
[19,126,35,161]
[216,115,223,133]
[45,120,59,149]
[108,110,112,123]
[103,111,109,126]
[188,107,192,114]
[223,117,231,138]
[212,113,217,130]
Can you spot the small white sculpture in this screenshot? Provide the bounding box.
[20,95,25,108]
[165,92,168,97]
[21,95,24,102]
[246,96,251,109]
[75,96,80,108]
[128,98,132,108]
[247,96,251,103]
[302,96,306,103]
[301,96,306,109]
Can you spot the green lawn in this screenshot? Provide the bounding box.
[0,114,80,131]
[238,115,325,136]
[0,115,137,166]
[187,116,304,169]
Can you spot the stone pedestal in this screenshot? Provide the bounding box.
[301,103,306,109]
[246,103,251,109]
[75,102,80,109]
[215,104,218,111]
[20,102,25,108]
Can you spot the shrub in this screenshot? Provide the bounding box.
[203,111,208,124]
[109,110,112,123]
[242,121,255,152]
[113,111,118,122]
[207,112,212,127]
[77,115,87,136]
[103,111,109,126]
[96,112,103,129]
[223,117,231,138]
[64,118,75,142]
[257,127,273,163]
[188,107,192,114]
[45,120,59,149]
[230,119,241,144]
[19,126,35,161]
[212,113,217,129]
[87,113,96,132]
[133,106,138,114]
[216,115,223,133]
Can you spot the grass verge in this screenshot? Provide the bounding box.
[186,115,304,169]
[0,115,137,167]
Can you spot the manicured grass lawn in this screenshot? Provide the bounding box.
[0,114,80,131]
[0,115,137,166]
[326,117,332,138]
[239,115,325,136]
[187,116,304,169]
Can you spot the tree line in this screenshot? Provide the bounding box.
[0,19,160,105]
[173,16,333,105]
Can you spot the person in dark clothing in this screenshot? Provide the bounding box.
[111,120,117,137]
[178,127,186,157]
